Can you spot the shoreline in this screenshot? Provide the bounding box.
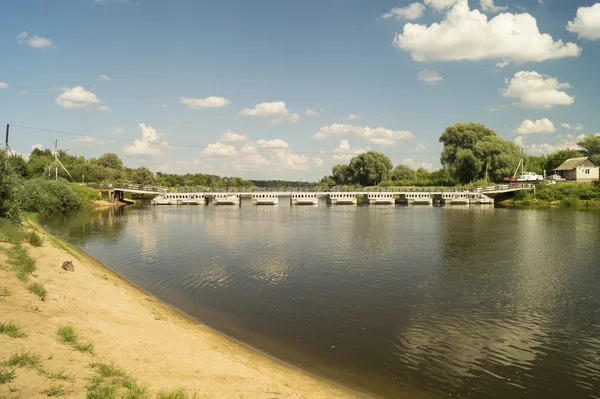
[0,220,367,398]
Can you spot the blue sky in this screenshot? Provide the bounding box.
[1,0,599,180]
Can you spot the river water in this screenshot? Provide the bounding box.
[43,201,600,398]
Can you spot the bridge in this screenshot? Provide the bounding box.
[87,183,535,203]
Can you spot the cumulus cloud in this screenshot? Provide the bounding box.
[275,151,311,171]
[332,140,368,161]
[417,69,443,84]
[403,158,434,171]
[55,86,104,109]
[180,96,231,109]
[383,3,426,20]
[313,158,325,167]
[518,134,585,156]
[241,139,289,154]
[424,0,460,11]
[345,113,359,121]
[98,74,111,82]
[393,0,581,63]
[513,118,556,134]
[413,143,427,152]
[72,136,99,145]
[561,123,584,131]
[502,71,574,109]
[240,101,300,124]
[17,31,53,49]
[242,154,271,168]
[98,105,111,112]
[480,0,507,13]
[123,123,164,156]
[219,130,248,142]
[314,123,414,146]
[201,142,238,157]
[0,82,8,89]
[32,144,43,151]
[567,3,600,40]
[305,109,320,116]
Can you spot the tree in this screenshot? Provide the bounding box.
[131,167,155,185]
[473,135,521,182]
[0,150,21,222]
[7,154,28,178]
[545,149,584,171]
[578,136,600,156]
[96,153,124,170]
[347,152,393,186]
[331,164,351,185]
[391,165,415,181]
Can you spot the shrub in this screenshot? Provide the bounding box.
[17,178,83,215]
[561,195,580,208]
[25,230,44,247]
[0,150,21,223]
[68,184,100,205]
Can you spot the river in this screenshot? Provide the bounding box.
[43,200,600,398]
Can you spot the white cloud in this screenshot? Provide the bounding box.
[314,123,414,146]
[514,136,524,147]
[219,130,248,142]
[486,104,506,111]
[567,3,600,40]
[519,134,585,156]
[417,69,443,84]
[275,151,311,171]
[496,60,510,70]
[394,0,581,63]
[32,144,43,151]
[0,82,8,89]
[513,118,556,134]
[98,74,111,82]
[561,123,584,132]
[55,86,104,109]
[98,105,111,112]
[305,109,320,116]
[201,142,238,157]
[383,3,427,20]
[243,154,271,168]
[502,71,574,109]
[313,158,325,167]
[403,158,434,171]
[254,139,289,149]
[332,139,368,161]
[480,0,507,13]
[424,0,460,11]
[123,123,164,156]
[180,96,231,109]
[345,113,359,121]
[17,31,53,49]
[72,136,98,145]
[240,101,300,124]
[413,143,427,152]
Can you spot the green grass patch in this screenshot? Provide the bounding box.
[0,322,26,338]
[0,219,24,245]
[7,245,36,282]
[87,362,149,399]
[39,369,71,381]
[24,230,44,247]
[57,326,94,354]
[156,388,198,399]
[0,368,16,384]
[28,282,47,300]
[1,350,41,369]
[43,384,72,397]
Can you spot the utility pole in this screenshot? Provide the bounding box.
[54,139,58,180]
[4,124,11,154]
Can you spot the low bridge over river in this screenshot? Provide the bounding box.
[87,183,535,204]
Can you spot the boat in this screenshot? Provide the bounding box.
[151,193,206,205]
[327,193,357,205]
[252,193,279,205]
[363,193,395,205]
[212,193,240,205]
[291,193,318,205]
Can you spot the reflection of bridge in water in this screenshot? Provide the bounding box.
[87,183,536,206]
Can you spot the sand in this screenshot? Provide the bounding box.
[0,225,363,398]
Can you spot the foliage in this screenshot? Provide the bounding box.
[545,149,585,171]
[28,282,47,300]
[0,368,16,384]
[155,172,254,188]
[0,219,24,244]
[251,180,314,188]
[25,230,44,247]
[391,165,415,181]
[130,167,155,185]
[17,178,83,216]
[532,182,600,203]
[348,152,393,186]
[87,362,149,399]
[39,369,71,380]
[577,136,600,156]
[561,195,581,208]
[440,123,521,183]
[7,244,37,282]
[44,384,72,397]
[1,350,41,368]
[157,389,198,399]
[96,153,124,170]
[68,184,101,205]
[0,150,21,223]
[0,322,26,338]
[7,154,28,178]
[331,164,351,185]
[57,326,94,353]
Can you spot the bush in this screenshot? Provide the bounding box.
[561,195,581,208]
[68,183,100,205]
[25,230,44,247]
[17,178,83,215]
[0,150,21,223]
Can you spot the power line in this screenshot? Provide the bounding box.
[9,123,441,156]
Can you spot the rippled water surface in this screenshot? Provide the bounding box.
[44,201,600,398]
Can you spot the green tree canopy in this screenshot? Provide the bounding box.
[331,164,351,185]
[545,149,584,171]
[96,153,124,170]
[7,154,28,178]
[391,165,415,181]
[577,136,600,156]
[130,167,155,185]
[347,152,393,186]
[0,150,21,222]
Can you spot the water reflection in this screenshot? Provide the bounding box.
[44,203,600,399]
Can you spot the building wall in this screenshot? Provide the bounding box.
[575,166,600,182]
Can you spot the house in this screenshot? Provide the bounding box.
[553,157,599,182]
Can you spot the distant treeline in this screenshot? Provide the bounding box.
[250,180,317,188]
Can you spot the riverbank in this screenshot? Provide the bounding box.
[0,220,362,398]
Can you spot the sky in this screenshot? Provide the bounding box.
[1,0,599,181]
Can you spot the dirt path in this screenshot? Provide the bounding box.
[0,225,363,398]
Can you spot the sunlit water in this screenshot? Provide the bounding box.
[43,201,600,398]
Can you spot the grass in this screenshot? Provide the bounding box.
[156,388,198,399]
[1,350,41,369]
[7,245,36,282]
[87,362,149,399]
[0,368,16,384]
[39,369,71,380]
[0,322,26,338]
[57,326,94,354]
[0,219,24,245]
[43,384,72,397]
[28,282,47,300]
[24,230,44,247]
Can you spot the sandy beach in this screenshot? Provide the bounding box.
[0,222,363,398]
